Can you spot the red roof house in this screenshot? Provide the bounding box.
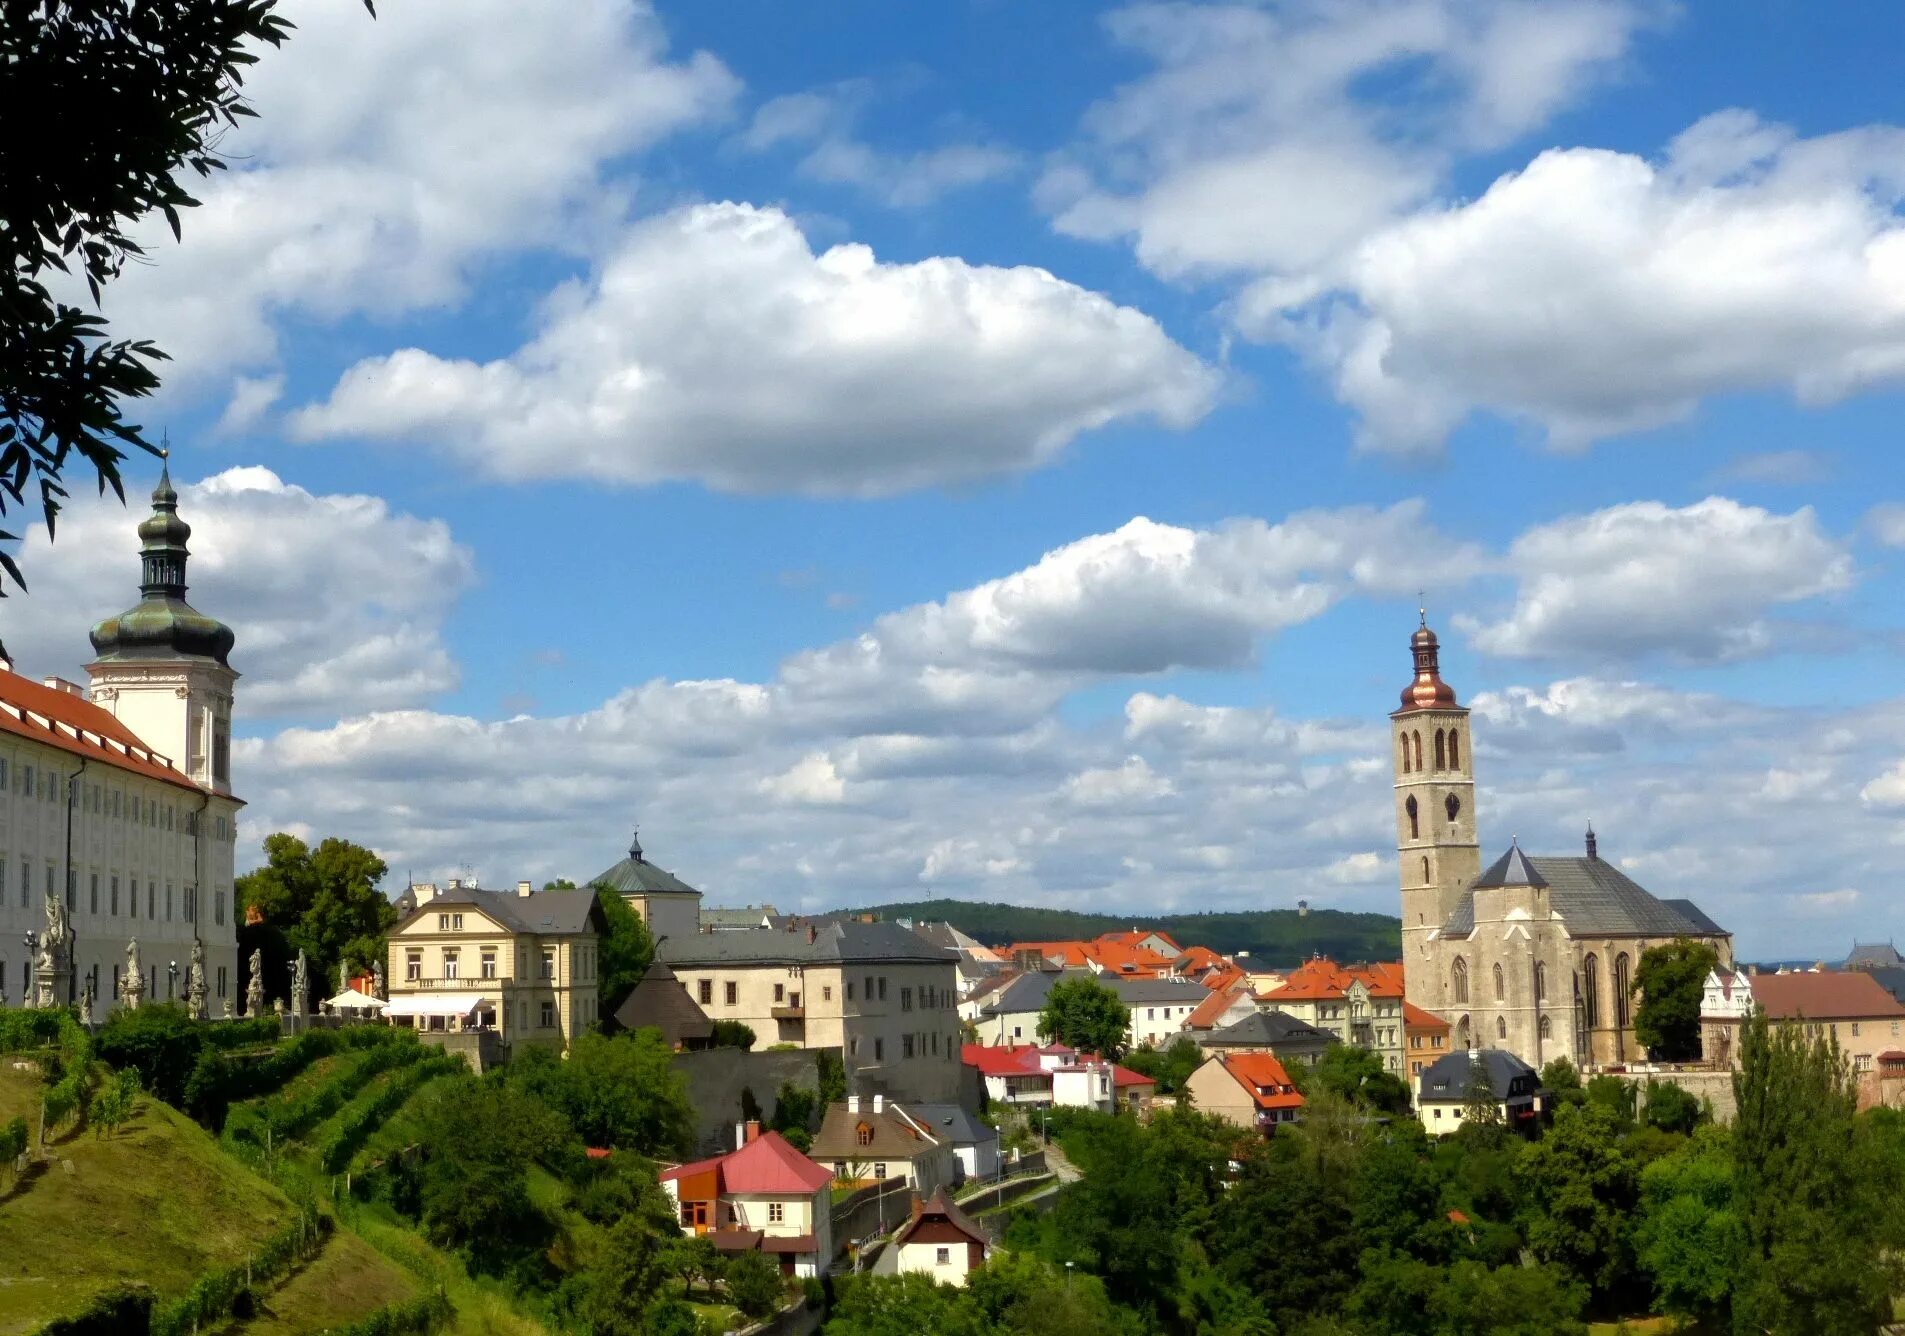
[659,1127,835,1276]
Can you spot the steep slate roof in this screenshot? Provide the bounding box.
[1472,842,1547,889]
[1865,967,1905,1007]
[660,1129,832,1194]
[1417,1048,1537,1102]
[659,919,958,967]
[592,836,702,899]
[1203,1010,1334,1049]
[810,1102,947,1163]
[700,906,775,929]
[1748,970,1905,1021]
[612,962,713,1046]
[399,883,605,936]
[1106,976,1210,1006]
[1846,942,1905,970]
[978,969,1093,1016]
[901,1103,996,1148]
[1441,853,1727,940]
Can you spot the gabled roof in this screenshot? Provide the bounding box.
[1218,1053,1304,1111]
[1846,942,1905,970]
[978,968,1093,1016]
[660,918,958,967]
[1417,1048,1536,1102]
[700,906,775,930]
[1105,975,1209,1006]
[1096,929,1182,953]
[1473,842,1547,890]
[1403,1001,1451,1032]
[612,962,713,1046]
[1748,970,1905,1021]
[961,1043,1054,1077]
[902,1103,996,1147]
[1442,856,1728,940]
[1203,1010,1334,1049]
[1112,1064,1156,1089]
[397,884,606,937]
[810,1102,948,1162]
[896,1189,988,1250]
[659,1130,832,1195]
[0,666,211,794]
[1262,957,1405,1002]
[1186,985,1251,1030]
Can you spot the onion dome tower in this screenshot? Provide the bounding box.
[1391,609,1479,1006]
[86,458,238,792]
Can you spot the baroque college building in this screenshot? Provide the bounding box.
[1393,618,1732,1069]
[0,463,242,1017]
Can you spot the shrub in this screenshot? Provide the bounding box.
[724,1250,785,1319]
[93,1005,203,1106]
[29,1284,154,1334]
[148,1207,329,1336]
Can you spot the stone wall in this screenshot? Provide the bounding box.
[671,1047,823,1156]
[1598,1067,1738,1123]
[830,1175,915,1254]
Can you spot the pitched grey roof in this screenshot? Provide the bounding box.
[700,906,775,930]
[658,919,958,968]
[399,883,606,936]
[592,839,702,899]
[979,969,1093,1015]
[901,1103,996,1147]
[1417,1048,1538,1102]
[1846,942,1905,970]
[1663,899,1728,937]
[613,962,713,1046]
[1203,1010,1334,1049]
[1473,842,1547,890]
[1441,855,1727,941]
[1105,976,1211,1006]
[1863,966,1905,1007]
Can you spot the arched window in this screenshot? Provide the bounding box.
[1413,730,1423,771]
[1399,735,1412,774]
[1614,953,1632,1029]
[1492,962,1505,1002]
[1538,1014,1552,1040]
[1406,794,1419,839]
[1535,961,1547,1004]
[1583,954,1601,1029]
[1445,793,1460,823]
[1435,729,1447,770]
[1496,1015,1507,1040]
[1456,1014,1471,1047]
[1451,956,1469,1004]
[1448,729,1460,770]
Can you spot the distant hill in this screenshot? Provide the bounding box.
[837,900,1402,965]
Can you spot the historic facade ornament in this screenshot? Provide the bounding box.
[245,948,265,1018]
[121,939,145,1008]
[290,950,309,1016]
[187,940,209,1020]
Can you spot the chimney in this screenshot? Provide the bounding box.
[872,1093,883,1114]
[41,676,85,697]
[517,880,533,898]
[744,1120,760,1144]
[807,924,817,945]
[847,1094,860,1114]
[447,877,463,891]
[1585,824,1598,860]
[735,1121,746,1150]
[412,883,436,906]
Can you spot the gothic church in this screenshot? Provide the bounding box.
[1393,619,1732,1069]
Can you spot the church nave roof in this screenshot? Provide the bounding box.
[1441,846,1727,941]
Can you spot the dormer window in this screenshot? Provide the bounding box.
[855,1123,874,1147]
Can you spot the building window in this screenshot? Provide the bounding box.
[407,951,422,981]
[768,1202,784,1224]
[541,950,555,981]
[725,981,738,1006]
[1405,794,1419,840]
[1399,736,1411,774]
[1496,1016,1507,1040]
[1451,957,1469,1005]
[147,882,155,919]
[1852,1022,1861,1038]
[823,986,833,1003]
[1539,1014,1552,1040]
[774,983,785,1003]
[1583,954,1601,1029]
[846,981,855,1002]
[699,979,713,1004]
[1613,954,1632,1029]
[1493,963,1505,1002]
[878,977,887,1001]
[901,987,913,1011]
[1412,730,1423,770]
[217,966,228,999]
[439,914,450,931]
[541,1001,555,1029]
[442,950,459,980]
[1448,729,1460,769]
[936,1247,951,1266]
[874,1038,884,1062]
[1435,729,1446,770]
[481,950,497,979]
[903,1035,915,1059]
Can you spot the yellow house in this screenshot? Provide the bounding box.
[385,879,606,1051]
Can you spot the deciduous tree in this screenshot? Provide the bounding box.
[1631,938,1719,1062]
[236,833,396,998]
[1037,977,1131,1059]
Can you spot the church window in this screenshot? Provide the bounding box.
[1583,955,1601,1029]
[1456,1014,1471,1046]
[1535,961,1547,1004]
[1496,1016,1507,1040]
[1412,731,1423,770]
[1445,794,1460,823]
[1421,857,1429,885]
[1539,1015,1552,1040]
[1492,963,1505,1002]
[1435,729,1446,770]
[1448,729,1460,769]
[1614,954,1632,1028]
[1399,736,1411,774]
[1451,956,1469,1004]
[1406,795,1419,840]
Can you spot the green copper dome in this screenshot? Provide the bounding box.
[88,463,235,667]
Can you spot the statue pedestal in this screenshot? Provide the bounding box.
[33,963,68,1010]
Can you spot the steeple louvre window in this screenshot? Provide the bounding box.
[1399,736,1411,774]
[1448,729,1460,769]
[1405,795,1419,840]
[1434,729,1446,770]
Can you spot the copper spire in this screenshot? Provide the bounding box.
[1398,615,1459,711]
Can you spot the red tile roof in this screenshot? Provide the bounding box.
[1403,1002,1450,1031]
[1097,929,1183,953]
[961,1043,1047,1077]
[1748,971,1905,1021]
[1005,938,1179,977]
[1187,983,1251,1030]
[1263,957,1405,1003]
[658,1130,830,1195]
[1112,1064,1155,1088]
[0,667,210,794]
[1220,1053,1305,1111]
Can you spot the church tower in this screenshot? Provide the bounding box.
[85,460,238,793]
[1393,615,1479,1007]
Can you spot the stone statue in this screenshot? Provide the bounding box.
[121,939,145,1008]
[187,940,208,1020]
[42,893,68,971]
[80,972,96,1022]
[372,960,386,1001]
[290,950,309,1016]
[245,948,265,1018]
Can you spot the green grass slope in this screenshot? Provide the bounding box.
[840,900,1402,962]
[0,1064,291,1334]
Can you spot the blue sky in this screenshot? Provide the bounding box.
[11,0,1905,958]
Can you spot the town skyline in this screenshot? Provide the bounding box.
[4,1,1903,960]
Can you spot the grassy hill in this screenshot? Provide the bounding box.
[840,900,1402,963]
[0,1062,293,1333]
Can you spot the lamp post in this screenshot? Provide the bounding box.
[22,930,37,1006]
[168,960,179,1003]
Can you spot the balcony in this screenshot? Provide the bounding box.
[400,976,506,991]
[771,1004,806,1020]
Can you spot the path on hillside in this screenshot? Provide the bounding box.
[1040,1136,1080,1184]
